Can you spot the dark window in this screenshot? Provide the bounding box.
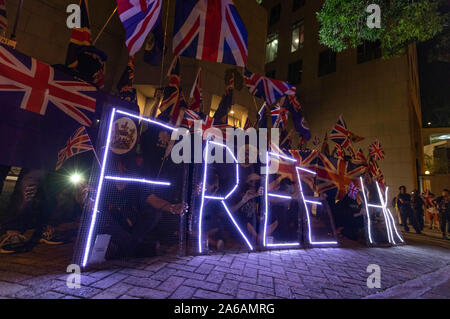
[266,70,276,79]
[293,0,305,11]
[269,4,281,26]
[291,20,304,52]
[318,50,336,77]
[357,40,382,64]
[265,33,279,63]
[288,60,303,84]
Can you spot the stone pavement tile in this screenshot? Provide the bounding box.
[52,284,103,299]
[187,257,207,267]
[13,279,65,298]
[123,276,161,289]
[193,289,233,299]
[323,289,343,299]
[157,276,186,293]
[214,265,243,276]
[259,269,286,280]
[292,287,326,299]
[91,273,129,289]
[92,283,134,299]
[242,266,258,278]
[86,268,121,279]
[0,281,27,297]
[169,285,197,299]
[236,289,256,299]
[205,271,226,284]
[126,286,171,299]
[224,273,257,284]
[184,279,219,291]
[257,275,274,288]
[275,283,293,299]
[218,279,239,296]
[150,268,178,281]
[119,268,154,278]
[166,263,197,272]
[144,262,168,272]
[195,263,215,274]
[57,274,99,286]
[239,282,274,296]
[175,270,207,281]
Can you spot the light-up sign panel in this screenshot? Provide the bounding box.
[197,141,254,253]
[262,151,338,248]
[359,177,404,245]
[80,108,179,267]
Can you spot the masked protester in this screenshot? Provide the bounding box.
[396,186,421,234]
[433,189,450,240]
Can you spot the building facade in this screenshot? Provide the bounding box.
[260,0,425,200]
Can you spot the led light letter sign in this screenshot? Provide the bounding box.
[198,141,253,253]
[359,177,404,245]
[263,152,338,248]
[82,109,174,267]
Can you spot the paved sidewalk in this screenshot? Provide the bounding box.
[0,239,449,299]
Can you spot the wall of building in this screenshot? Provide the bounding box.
[262,0,424,200]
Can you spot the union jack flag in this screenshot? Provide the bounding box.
[315,153,367,201]
[0,0,7,31]
[0,45,97,126]
[330,115,351,149]
[369,140,385,161]
[183,109,230,141]
[56,126,94,170]
[270,105,288,129]
[117,0,162,56]
[368,158,386,190]
[189,68,202,112]
[158,57,187,124]
[244,68,296,105]
[289,149,319,193]
[354,148,368,165]
[182,108,203,128]
[348,182,359,200]
[282,96,311,140]
[173,0,248,67]
[334,144,345,160]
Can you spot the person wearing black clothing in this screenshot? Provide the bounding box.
[433,189,450,240]
[411,190,425,231]
[231,173,263,244]
[397,186,421,234]
[335,195,365,241]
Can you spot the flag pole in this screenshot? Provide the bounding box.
[10,0,24,40]
[159,0,171,89]
[92,148,101,167]
[93,7,117,45]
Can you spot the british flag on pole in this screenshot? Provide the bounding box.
[369,139,385,161]
[173,0,248,67]
[117,0,162,56]
[244,69,297,105]
[56,126,94,170]
[0,44,99,169]
[315,153,367,201]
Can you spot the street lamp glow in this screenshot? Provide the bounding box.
[70,173,83,185]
